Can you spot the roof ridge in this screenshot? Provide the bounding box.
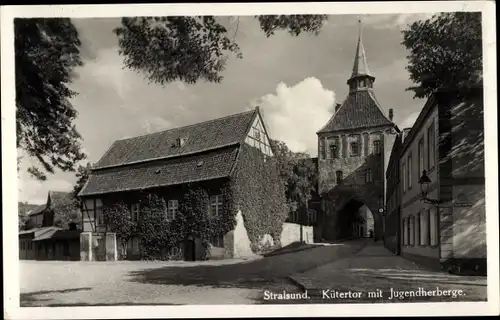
[117,108,257,142]
[367,90,393,123]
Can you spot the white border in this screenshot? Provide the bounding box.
[2,1,498,319]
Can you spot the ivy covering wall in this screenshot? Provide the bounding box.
[231,144,288,252]
[99,143,287,260]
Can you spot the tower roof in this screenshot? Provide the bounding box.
[317,90,393,133]
[349,20,373,80]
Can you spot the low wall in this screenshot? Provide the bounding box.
[280,223,314,247]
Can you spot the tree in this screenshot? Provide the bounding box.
[402,12,484,175]
[270,139,318,230]
[16,16,326,180]
[72,162,93,198]
[402,12,482,99]
[15,18,86,181]
[53,200,82,229]
[113,15,328,85]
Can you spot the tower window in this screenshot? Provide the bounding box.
[336,171,343,184]
[364,169,372,183]
[373,140,381,155]
[329,144,338,159]
[350,142,359,157]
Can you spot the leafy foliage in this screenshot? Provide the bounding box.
[53,199,82,229]
[114,15,328,86]
[128,183,235,260]
[72,162,93,198]
[402,12,484,176]
[402,12,482,99]
[231,144,288,251]
[257,15,328,37]
[270,139,318,225]
[103,202,134,259]
[15,18,86,181]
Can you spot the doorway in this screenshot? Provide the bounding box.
[184,239,196,261]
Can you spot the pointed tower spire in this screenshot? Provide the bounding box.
[351,19,372,78]
[347,19,375,93]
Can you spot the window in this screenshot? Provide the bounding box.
[420,211,429,245]
[254,129,261,140]
[430,208,439,246]
[364,168,372,183]
[329,144,338,159]
[427,122,436,170]
[210,195,223,216]
[350,142,359,157]
[131,204,140,222]
[210,234,224,248]
[319,139,326,160]
[402,161,406,192]
[373,140,381,155]
[409,216,414,246]
[402,218,407,245]
[407,154,412,189]
[166,200,178,221]
[336,171,343,184]
[415,213,421,245]
[418,138,425,175]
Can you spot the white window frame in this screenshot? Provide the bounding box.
[130,203,140,222]
[166,200,178,221]
[210,195,223,217]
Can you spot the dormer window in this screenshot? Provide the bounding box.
[174,137,187,148]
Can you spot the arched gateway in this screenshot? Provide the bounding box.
[315,21,399,242]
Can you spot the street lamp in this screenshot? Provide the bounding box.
[418,170,444,206]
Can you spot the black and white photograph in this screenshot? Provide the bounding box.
[2,2,499,319]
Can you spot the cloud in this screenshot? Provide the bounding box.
[256,77,335,157]
[363,13,436,30]
[17,171,74,205]
[399,111,420,129]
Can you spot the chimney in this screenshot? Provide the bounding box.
[335,103,341,112]
[388,108,394,121]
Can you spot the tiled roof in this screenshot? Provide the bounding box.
[79,146,239,197]
[33,228,80,241]
[49,191,75,208]
[94,109,257,169]
[28,204,47,216]
[32,227,64,241]
[317,90,393,133]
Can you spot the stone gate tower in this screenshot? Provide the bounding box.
[316,21,399,241]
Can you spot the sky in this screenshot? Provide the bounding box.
[18,13,437,204]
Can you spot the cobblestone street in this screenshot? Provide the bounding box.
[20,240,366,306]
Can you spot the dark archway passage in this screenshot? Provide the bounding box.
[323,198,376,241]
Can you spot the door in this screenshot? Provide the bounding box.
[184,240,195,261]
